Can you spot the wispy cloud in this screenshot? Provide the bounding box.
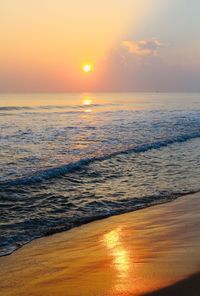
[122,39,166,56]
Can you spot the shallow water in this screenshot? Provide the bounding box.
[0,92,200,256]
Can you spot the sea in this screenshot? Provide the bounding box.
[0,92,200,256]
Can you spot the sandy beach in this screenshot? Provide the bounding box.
[1,192,200,296]
[1,0,200,294]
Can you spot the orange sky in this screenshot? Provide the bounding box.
[0,0,200,92]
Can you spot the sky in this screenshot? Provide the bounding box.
[0,0,200,92]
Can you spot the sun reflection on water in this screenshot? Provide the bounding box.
[83,97,93,106]
[82,96,93,113]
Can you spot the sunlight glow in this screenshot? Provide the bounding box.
[104,228,130,278]
[83,98,93,105]
[83,64,93,73]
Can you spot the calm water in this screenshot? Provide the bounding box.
[0,93,200,256]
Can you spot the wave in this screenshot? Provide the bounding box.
[0,103,120,111]
[1,131,200,187]
[1,188,200,257]
[0,106,32,111]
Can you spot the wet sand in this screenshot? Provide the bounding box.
[145,272,200,296]
[1,192,200,296]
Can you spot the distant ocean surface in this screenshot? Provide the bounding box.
[0,93,200,256]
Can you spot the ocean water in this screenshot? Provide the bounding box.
[0,92,200,256]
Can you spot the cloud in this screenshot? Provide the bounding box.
[122,39,165,56]
[96,47,200,92]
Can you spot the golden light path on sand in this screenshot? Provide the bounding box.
[104,227,131,293]
[1,193,200,296]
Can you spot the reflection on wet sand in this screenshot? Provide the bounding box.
[1,193,200,296]
[104,228,130,277]
[104,227,131,294]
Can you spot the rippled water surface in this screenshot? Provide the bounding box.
[0,93,200,255]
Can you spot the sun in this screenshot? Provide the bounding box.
[83,64,93,73]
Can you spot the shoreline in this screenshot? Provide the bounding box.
[1,192,200,295]
[2,190,199,258]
